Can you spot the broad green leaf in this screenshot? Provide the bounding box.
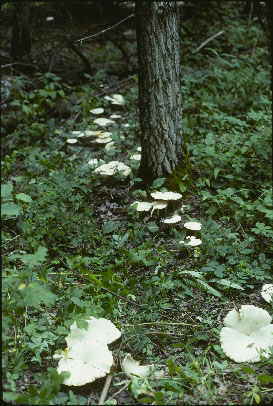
[15,193,32,203]
[197,279,222,297]
[103,220,119,234]
[21,282,56,307]
[241,366,256,375]
[147,222,159,233]
[1,183,13,199]
[152,177,165,189]
[1,202,20,217]
[257,374,273,385]
[212,278,244,290]
[9,246,48,269]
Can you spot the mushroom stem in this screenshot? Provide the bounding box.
[98,373,112,405]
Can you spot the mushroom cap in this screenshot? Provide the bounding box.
[130,201,153,212]
[67,317,121,346]
[105,141,116,151]
[94,118,115,126]
[163,215,181,224]
[57,340,113,386]
[90,108,104,114]
[85,130,102,136]
[179,236,202,246]
[121,354,153,379]
[104,94,124,105]
[220,305,273,362]
[130,154,141,161]
[110,114,121,119]
[95,137,113,144]
[66,138,78,144]
[184,221,202,230]
[261,284,273,303]
[223,305,271,335]
[95,161,131,176]
[220,325,273,363]
[151,191,182,201]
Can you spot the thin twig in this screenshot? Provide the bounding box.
[122,321,198,327]
[106,382,130,402]
[98,374,112,405]
[192,30,225,53]
[60,259,142,307]
[75,14,135,43]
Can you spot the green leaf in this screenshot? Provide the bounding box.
[1,202,20,217]
[241,366,256,375]
[212,278,244,290]
[15,192,32,202]
[22,282,56,308]
[257,374,273,385]
[103,221,119,234]
[197,279,222,297]
[9,246,48,269]
[152,177,165,189]
[214,168,220,179]
[1,183,13,199]
[147,222,159,233]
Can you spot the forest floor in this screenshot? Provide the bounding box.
[1,2,273,405]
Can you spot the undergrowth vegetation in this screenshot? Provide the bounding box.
[2,3,272,405]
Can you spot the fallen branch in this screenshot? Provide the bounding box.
[75,13,135,44]
[192,30,225,53]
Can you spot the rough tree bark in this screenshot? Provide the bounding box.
[135,1,186,186]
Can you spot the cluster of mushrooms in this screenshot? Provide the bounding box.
[53,285,273,388]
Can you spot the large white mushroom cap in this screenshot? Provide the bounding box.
[67,317,121,346]
[261,284,273,303]
[121,354,154,379]
[56,317,121,386]
[151,191,182,201]
[220,305,273,362]
[57,341,113,386]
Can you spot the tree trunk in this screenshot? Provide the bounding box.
[135,1,185,186]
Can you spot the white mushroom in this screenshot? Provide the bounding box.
[105,141,116,151]
[104,94,124,105]
[90,108,104,114]
[66,138,78,144]
[94,118,115,126]
[56,341,113,386]
[110,114,121,119]
[55,317,121,386]
[122,354,154,379]
[151,200,168,215]
[179,236,202,246]
[151,191,182,201]
[261,284,273,303]
[163,215,181,224]
[220,305,273,362]
[95,161,131,176]
[184,221,202,230]
[130,201,153,212]
[130,154,141,161]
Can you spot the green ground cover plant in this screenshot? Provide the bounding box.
[2,2,272,405]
